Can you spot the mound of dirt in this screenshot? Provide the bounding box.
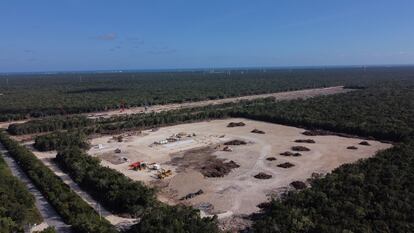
[347,146,358,150]
[169,147,238,178]
[201,160,240,177]
[277,162,295,168]
[290,181,307,190]
[302,129,367,139]
[266,157,277,161]
[294,139,315,143]
[227,122,246,127]
[100,153,128,165]
[291,146,310,152]
[254,172,272,179]
[194,202,214,214]
[180,189,204,200]
[279,151,302,157]
[302,129,330,136]
[224,140,247,145]
[251,129,265,134]
[359,141,371,146]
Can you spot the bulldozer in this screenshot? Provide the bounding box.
[157,169,172,179]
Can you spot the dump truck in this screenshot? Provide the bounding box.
[129,161,146,171]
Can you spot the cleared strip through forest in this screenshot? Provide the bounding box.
[0,142,71,233]
[88,86,351,119]
[24,143,138,229]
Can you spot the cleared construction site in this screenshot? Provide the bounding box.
[87,118,391,223]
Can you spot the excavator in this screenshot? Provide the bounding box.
[157,169,172,179]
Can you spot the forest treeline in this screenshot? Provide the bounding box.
[1,66,414,121]
[126,205,219,233]
[0,132,117,233]
[13,81,414,143]
[1,131,220,232]
[8,116,93,135]
[252,141,414,233]
[55,146,219,232]
[0,152,42,233]
[3,72,414,232]
[26,80,414,232]
[55,147,157,217]
[234,86,414,142]
[34,131,89,151]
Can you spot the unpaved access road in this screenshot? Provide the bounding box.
[0,142,71,233]
[88,86,351,119]
[0,86,351,127]
[0,119,28,129]
[21,142,138,230]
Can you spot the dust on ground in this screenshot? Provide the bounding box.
[87,118,391,230]
[87,86,351,119]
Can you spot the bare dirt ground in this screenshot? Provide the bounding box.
[88,118,391,231]
[0,86,350,130]
[87,86,351,119]
[0,119,28,129]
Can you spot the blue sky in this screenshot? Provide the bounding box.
[0,0,413,72]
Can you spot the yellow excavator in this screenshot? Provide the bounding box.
[157,169,173,179]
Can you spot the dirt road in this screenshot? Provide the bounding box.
[0,143,71,233]
[22,143,137,230]
[0,119,28,129]
[88,86,351,119]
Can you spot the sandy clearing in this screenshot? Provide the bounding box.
[88,118,391,221]
[0,119,28,129]
[0,86,351,130]
[87,86,351,119]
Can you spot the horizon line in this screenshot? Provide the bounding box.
[1,63,414,76]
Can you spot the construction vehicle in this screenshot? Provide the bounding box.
[157,169,172,179]
[223,146,233,152]
[129,161,146,171]
[120,99,125,113]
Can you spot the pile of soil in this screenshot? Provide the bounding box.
[302,129,371,140]
[100,153,128,165]
[194,202,214,214]
[277,162,295,168]
[294,139,315,143]
[257,202,272,209]
[290,181,307,190]
[302,129,331,136]
[359,141,371,146]
[254,172,272,179]
[227,122,246,127]
[251,129,265,134]
[169,147,239,177]
[291,146,310,152]
[201,160,240,177]
[280,151,302,157]
[180,189,204,200]
[224,140,247,145]
[266,157,277,161]
[347,146,358,150]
